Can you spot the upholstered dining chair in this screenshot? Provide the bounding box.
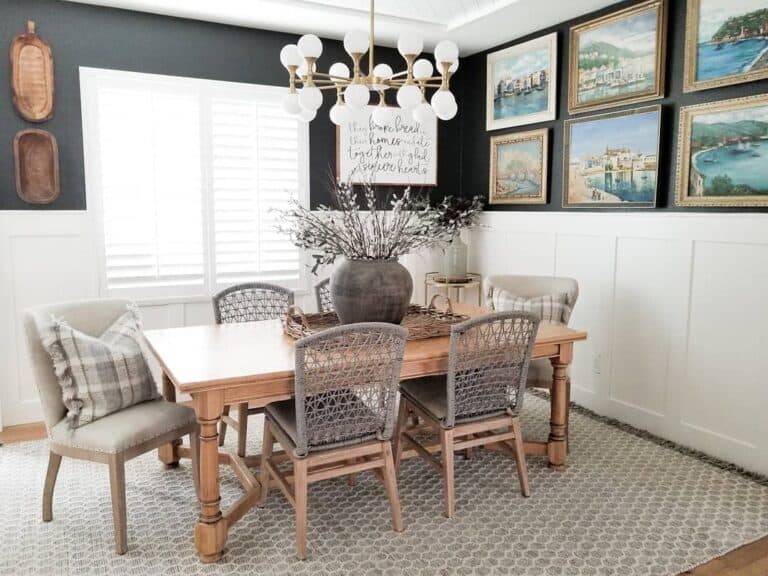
[213,282,294,457]
[393,311,540,518]
[485,274,579,447]
[259,323,407,560]
[23,298,199,555]
[314,277,333,313]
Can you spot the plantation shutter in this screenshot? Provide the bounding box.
[81,68,308,299]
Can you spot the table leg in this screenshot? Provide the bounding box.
[194,389,228,563]
[547,344,572,468]
[158,373,181,466]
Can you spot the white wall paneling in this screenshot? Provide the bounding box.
[468,211,768,476]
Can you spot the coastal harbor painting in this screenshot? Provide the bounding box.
[568,0,666,114]
[563,105,661,208]
[489,129,548,204]
[684,0,768,92]
[676,94,768,206]
[486,33,557,130]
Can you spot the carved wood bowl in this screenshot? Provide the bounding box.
[14,129,61,205]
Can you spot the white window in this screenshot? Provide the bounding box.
[80,68,309,300]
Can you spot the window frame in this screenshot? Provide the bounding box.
[80,67,310,304]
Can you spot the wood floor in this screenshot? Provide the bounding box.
[1,422,766,574]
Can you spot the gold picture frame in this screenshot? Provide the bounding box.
[568,0,667,115]
[489,128,548,205]
[563,105,662,209]
[675,94,768,207]
[683,0,768,93]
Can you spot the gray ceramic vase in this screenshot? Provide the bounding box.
[331,258,413,324]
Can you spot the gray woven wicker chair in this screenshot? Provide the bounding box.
[393,311,540,518]
[259,323,408,560]
[212,282,294,457]
[314,277,333,313]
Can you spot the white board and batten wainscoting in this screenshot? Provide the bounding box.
[2,210,768,477]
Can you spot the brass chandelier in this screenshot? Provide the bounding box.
[279,0,460,126]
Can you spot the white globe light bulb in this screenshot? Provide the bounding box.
[397,84,422,110]
[299,86,323,111]
[373,63,393,80]
[397,33,423,57]
[372,105,394,127]
[430,90,457,120]
[297,34,323,58]
[299,107,316,122]
[329,103,351,126]
[344,30,369,55]
[344,84,370,108]
[280,44,302,69]
[282,92,302,115]
[412,58,434,80]
[412,101,436,125]
[434,40,459,65]
[328,62,350,80]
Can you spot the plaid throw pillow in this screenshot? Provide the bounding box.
[41,304,159,428]
[490,289,570,324]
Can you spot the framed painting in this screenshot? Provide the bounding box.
[568,0,667,114]
[683,0,768,92]
[676,94,768,206]
[489,128,548,205]
[563,105,661,209]
[486,32,557,131]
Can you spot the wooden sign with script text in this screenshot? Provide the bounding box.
[337,106,437,186]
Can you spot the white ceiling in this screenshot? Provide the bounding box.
[62,0,623,55]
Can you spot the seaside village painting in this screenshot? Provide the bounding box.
[564,106,660,208]
[486,33,556,129]
[677,95,768,205]
[687,0,768,90]
[570,0,663,112]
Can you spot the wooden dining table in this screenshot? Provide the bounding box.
[143,303,587,563]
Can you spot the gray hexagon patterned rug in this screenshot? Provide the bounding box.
[1,393,767,576]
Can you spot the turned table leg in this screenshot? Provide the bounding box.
[194,390,228,563]
[158,372,181,466]
[547,343,573,468]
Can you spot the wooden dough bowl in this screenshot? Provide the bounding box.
[14,129,61,205]
[10,21,55,122]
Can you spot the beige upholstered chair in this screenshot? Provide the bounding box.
[394,311,540,518]
[213,282,294,457]
[485,274,579,443]
[23,299,199,555]
[259,323,407,560]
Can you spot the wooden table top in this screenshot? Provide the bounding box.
[144,303,587,394]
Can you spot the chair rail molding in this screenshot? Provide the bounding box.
[468,211,768,476]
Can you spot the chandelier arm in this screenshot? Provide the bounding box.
[368,0,375,80]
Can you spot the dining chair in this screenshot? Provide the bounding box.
[314,277,333,313]
[486,274,579,446]
[393,311,540,518]
[213,282,294,457]
[259,323,408,560]
[23,298,199,555]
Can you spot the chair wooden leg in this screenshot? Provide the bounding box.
[258,420,274,506]
[190,428,201,499]
[393,398,409,472]
[108,454,128,555]
[294,458,309,561]
[42,451,62,522]
[237,403,249,458]
[440,428,455,518]
[381,442,403,532]
[218,405,230,447]
[510,417,531,497]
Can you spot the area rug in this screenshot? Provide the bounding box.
[1,393,766,576]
